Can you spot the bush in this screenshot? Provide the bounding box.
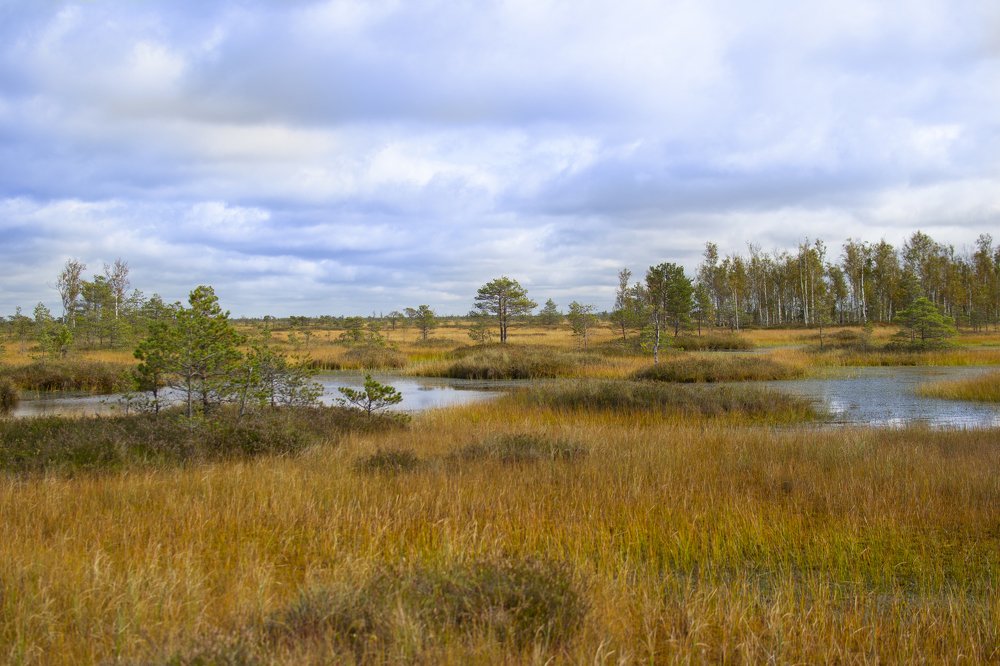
[633,355,803,383]
[265,556,587,656]
[453,433,588,463]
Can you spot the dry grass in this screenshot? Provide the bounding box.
[2,396,996,663]
[633,353,805,382]
[917,370,1000,402]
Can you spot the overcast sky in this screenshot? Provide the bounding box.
[2,0,999,316]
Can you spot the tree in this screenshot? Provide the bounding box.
[405,305,437,341]
[466,311,494,343]
[56,259,86,327]
[644,263,694,363]
[893,297,957,349]
[473,277,537,343]
[611,268,646,344]
[537,299,561,328]
[337,375,403,416]
[692,283,714,335]
[566,301,597,349]
[134,286,244,418]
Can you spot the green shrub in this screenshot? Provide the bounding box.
[633,355,803,382]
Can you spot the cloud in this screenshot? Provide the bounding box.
[1,0,999,315]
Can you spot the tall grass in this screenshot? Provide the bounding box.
[416,344,595,379]
[917,370,1000,402]
[633,354,804,382]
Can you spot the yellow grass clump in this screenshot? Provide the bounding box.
[917,370,1000,402]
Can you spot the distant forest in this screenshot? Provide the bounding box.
[3,230,999,357]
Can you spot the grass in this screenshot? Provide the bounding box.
[415,344,594,379]
[670,333,755,351]
[0,359,133,393]
[452,432,588,463]
[917,370,1000,402]
[633,353,804,382]
[508,379,821,424]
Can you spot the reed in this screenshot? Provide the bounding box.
[917,370,1000,402]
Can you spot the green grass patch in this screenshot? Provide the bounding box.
[633,354,804,382]
[510,380,820,423]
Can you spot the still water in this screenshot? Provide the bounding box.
[10,367,1000,428]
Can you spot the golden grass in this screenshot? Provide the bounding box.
[1,398,998,663]
[917,370,1000,402]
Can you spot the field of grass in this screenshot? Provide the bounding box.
[2,323,1000,662]
[1,397,997,663]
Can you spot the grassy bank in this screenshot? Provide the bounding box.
[0,359,133,394]
[0,407,402,475]
[633,354,804,382]
[0,402,997,663]
[917,370,1000,403]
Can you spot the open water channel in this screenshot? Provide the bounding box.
[10,367,1000,428]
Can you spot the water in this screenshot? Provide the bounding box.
[9,373,506,419]
[9,367,1000,428]
[757,366,1000,428]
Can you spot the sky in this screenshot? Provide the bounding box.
[1,0,999,316]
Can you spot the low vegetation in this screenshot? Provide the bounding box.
[0,359,132,393]
[418,344,588,380]
[0,378,17,415]
[0,407,402,475]
[670,333,754,351]
[509,379,820,423]
[633,354,804,382]
[452,432,588,463]
[917,370,1000,403]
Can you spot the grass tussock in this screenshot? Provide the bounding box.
[510,380,820,423]
[812,347,1000,367]
[0,407,402,475]
[453,432,588,463]
[0,359,132,393]
[0,378,18,415]
[264,557,587,659]
[354,447,424,474]
[633,354,804,382]
[917,370,1000,403]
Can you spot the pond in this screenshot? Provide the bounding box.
[8,367,1000,428]
[756,365,1000,428]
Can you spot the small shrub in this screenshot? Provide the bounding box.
[454,433,588,463]
[355,448,423,473]
[0,379,18,415]
[633,355,803,383]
